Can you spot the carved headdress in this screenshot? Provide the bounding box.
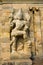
[14,8,23,20]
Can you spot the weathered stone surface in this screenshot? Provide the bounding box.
[15,62,32,65]
[10,8,32,59]
[33,57,43,65]
[2,62,15,65]
[0,4,43,65]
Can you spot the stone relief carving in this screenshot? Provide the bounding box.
[10,8,31,58]
[10,7,42,59]
[0,3,43,65]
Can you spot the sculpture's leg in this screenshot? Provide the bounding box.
[11,37,17,53]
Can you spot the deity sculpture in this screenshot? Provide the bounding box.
[10,8,31,54]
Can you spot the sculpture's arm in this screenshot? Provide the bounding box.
[24,25,28,31]
[10,37,15,46]
[11,29,26,36]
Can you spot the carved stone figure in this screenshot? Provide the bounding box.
[11,20,27,52]
[10,8,31,55]
[10,7,42,59]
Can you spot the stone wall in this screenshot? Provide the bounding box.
[0,4,43,65]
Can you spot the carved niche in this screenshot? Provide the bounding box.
[10,7,42,59]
